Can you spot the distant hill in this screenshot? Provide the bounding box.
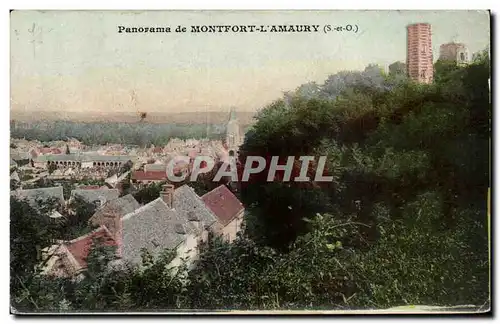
[10,110,258,128]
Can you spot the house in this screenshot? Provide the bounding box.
[29,147,63,158]
[151,146,164,155]
[88,194,140,240]
[42,225,117,278]
[104,174,118,187]
[38,147,63,155]
[173,185,219,232]
[143,164,168,172]
[105,171,131,189]
[69,188,120,207]
[33,154,80,169]
[10,171,20,183]
[89,185,215,269]
[10,151,31,163]
[119,197,201,267]
[11,186,65,214]
[202,185,245,242]
[131,170,168,184]
[33,153,133,169]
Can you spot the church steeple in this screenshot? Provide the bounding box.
[229,107,237,122]
[226,107,241,156]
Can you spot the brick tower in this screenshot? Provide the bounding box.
[406,23,433,84]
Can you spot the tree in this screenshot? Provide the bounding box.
[11,121,227,147]
[472,47,490,64]
[189,161,230,196]
[186,233,279,309]
[120,160,133,174]
[132,181,165,205]
[10,197,65,311]
[63,195,98,239]
[10,179,20,191]
[119,172,132,196]
[68,238,120,311]
[388,61,406,76]
[20,173,34,181]
[127,249,189,309]
[237,59,490,307]
[434,59,460,84]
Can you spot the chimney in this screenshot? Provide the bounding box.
[160,184,175,208]
[102,211,123,258]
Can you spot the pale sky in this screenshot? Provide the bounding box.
[10,10,490,114]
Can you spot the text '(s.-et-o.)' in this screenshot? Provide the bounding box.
[117,24,360,34]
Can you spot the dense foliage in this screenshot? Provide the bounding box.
[237,54,490,306]
[11,53,490,312]
[11,121,227,146]
[132,181,166,205]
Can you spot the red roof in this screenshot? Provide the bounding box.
[38,147,62,154]
[64,226,116,269]
[132,170,168,181]
[202,185,244,226]
[38,147,51,154]
[152,147,163,153]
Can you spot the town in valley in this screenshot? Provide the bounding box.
[10,11,491,313]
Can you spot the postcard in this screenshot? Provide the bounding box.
[9,10,491,315]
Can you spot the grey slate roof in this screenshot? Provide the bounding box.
[173,185,218,229]
[34,154,79,162]
[11,152,31,161]
[11,186,64,208]
[106,194,140,217]
[89,194,140,228]
[121,198,188,265]
[70,188,120,205]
